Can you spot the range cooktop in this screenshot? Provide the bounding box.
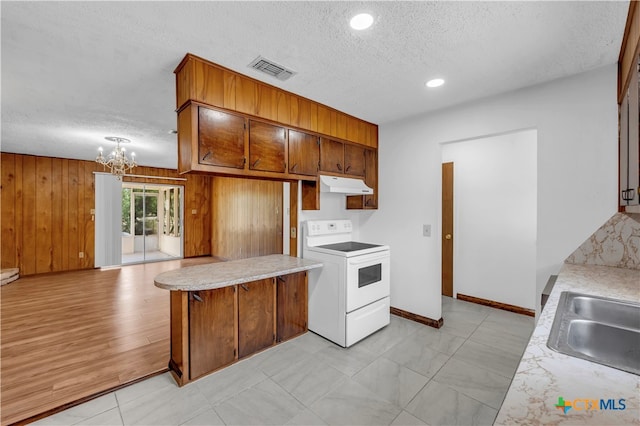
[316,241,383,252]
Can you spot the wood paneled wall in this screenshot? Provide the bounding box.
[1,153,212,276]
[211,177,283,260]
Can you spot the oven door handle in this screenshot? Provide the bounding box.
[348,253,389,266]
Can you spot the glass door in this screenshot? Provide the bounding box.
[121,183,183,264]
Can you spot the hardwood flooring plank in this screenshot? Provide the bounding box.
[0,256,220,425]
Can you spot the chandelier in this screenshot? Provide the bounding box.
[96,136,137,180]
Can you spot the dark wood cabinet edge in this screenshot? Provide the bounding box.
[390,307,443,329]
[456,293,535,317]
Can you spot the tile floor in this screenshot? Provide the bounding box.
[34,297,535,426]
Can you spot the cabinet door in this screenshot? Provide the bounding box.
[319,137,344,173]
[288,130,319,176]
[249,120,286,173]
[198,107,246,169]
[363,148,378,209]
[238,278,276,358]
[347,148,378,210]
[277,272,307,342]
[189,287,237,380]
[344,144,366,177]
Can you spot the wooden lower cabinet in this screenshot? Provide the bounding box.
[188,287,237,380]
[277,272,308,342]
[169,272,307,386]
[238,278,276,358]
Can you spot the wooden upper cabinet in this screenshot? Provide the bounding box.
[198,107,246,169]
[276,272,307,343]
[336,112,348,139]
[347,148,378,210]
[236,76,258,116]
[288,130,319,176]
[317,105,332,136]
[257,84,278,121]
[238,278,276,358]
[189,287,237,380]
[319,137,344,173]
[249,120,286,173]
[344,144,366,177]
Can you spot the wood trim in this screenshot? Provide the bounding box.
[456,293,535,317]
[289,181,298,257]
[13,369,169,426]
[390,307,443,329]
[618,1,640,103]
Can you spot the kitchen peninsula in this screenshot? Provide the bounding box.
[154,254,322,386]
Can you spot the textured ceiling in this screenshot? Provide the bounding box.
[1,1,629,169]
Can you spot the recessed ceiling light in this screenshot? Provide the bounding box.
[426,78,445,88]
[350,13,374,30]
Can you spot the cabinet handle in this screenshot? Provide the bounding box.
[241,157,247,167]
[202,151,212,161]
[192,292,203,303]
[277,275,287,282]
[241,284,249,292]
[290,163,297,172]
[252,158,261,168]
[622,188,635,201]
[337,163,342,171]
[365,199,371,206]
[345,165,351,172]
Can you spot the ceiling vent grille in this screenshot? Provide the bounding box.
[248,56,296,81]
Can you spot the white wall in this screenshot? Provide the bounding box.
[297,190,366,255]
[360,64,618,321]
[442,130,537,309]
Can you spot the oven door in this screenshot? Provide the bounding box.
[345,250,390,313]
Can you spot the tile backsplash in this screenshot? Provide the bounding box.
[565,213,640,270]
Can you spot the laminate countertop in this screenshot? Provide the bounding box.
[154,254,323,291]
[495,263,640,425]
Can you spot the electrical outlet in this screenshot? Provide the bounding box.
[423,224,431,237]
[79,252,84,258]
[191,209,197,215]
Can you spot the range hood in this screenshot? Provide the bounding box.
[319,175,373,195]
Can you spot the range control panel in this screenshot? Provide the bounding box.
[305,220,352,236]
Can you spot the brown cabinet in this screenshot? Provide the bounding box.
[198,107,246,169]
[344,144,366,177]
[238,278,276,358]
[347,148,378,210]
[320,137,344,173]
[276,272,308,342]
[320,138,366,177]
[188,287,237,380]
[169,269,311,386]
[249,121,286,173]
[288,130,319,176]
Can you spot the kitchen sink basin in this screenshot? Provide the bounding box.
[547,292,640,375]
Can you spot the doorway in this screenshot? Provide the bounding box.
[442,162,454,297]
[121,183,183,264]
[441,129,537,309]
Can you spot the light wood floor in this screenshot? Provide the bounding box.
[1,257,220,425]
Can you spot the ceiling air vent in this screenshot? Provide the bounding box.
[248,56,296,81]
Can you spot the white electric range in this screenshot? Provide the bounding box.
[302,220,390,347]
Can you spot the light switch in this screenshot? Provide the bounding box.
[191,209,197,215]
[423,224,431,237]
[290,227,297,238]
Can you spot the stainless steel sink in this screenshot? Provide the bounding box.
[547,292,640,375]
